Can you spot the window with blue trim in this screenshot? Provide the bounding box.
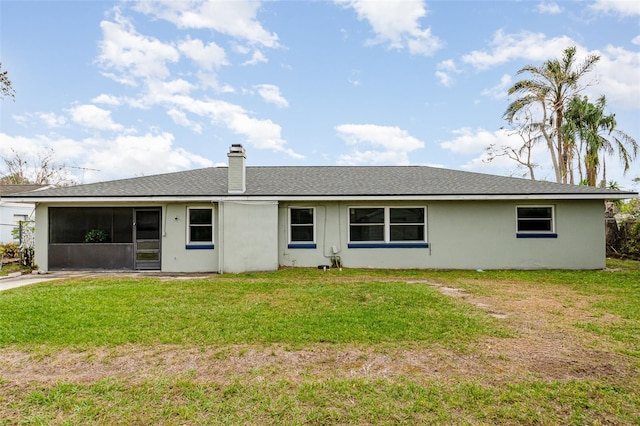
[187,207,213,246]
[349,207,427,247]
[289,207,316,248]
[516,205,556,238]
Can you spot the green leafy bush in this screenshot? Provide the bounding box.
[619,220,640,260]
[84,229,109,243]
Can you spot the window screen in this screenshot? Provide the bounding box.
[188,208,213,243]
[517,206,553,232]
[290,208,314,242]
[49,207,133,243]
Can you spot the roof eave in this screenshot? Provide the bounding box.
[7,191,636,204]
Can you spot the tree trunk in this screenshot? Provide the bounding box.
[556,107,567,183]
[541,104,562,183]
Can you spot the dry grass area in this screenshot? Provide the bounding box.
[0,277,635,388]
[426,278,636,382]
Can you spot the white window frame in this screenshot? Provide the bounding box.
[288,207,316,244]
[348,206,427,244]
[516,205,555,234]
[186,206,214,245]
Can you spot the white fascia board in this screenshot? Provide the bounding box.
[0,201,36,207]
[219,193,638,202]
[6,196,217,204]
[6,192,637,204]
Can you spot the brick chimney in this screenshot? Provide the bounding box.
[227,144,246,193]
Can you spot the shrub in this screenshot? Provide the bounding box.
[0,242,19,259]
[84,229,109,243]
[619,220,640,260]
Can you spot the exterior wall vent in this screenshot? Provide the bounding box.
[227,144,246,194]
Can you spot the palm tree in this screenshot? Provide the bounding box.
[504,46,600,183]
[563,95,638,187]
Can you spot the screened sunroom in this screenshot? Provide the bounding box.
[48,207,161,270]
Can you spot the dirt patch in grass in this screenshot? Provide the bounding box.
[425,278,636,381]
[0,278,636,388]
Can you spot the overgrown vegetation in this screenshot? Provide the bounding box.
[0,242,19,260]
[609,198,640,260]
[1,264,639,424]
[0,242,34,275]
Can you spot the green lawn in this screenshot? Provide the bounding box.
[0,274,503,349]
[0,261,639,425]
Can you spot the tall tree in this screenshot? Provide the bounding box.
[486,106,540,180]
[563,95,638,187]
[0,149,76,186]
[0,62,15,100]
[504,46,600,183]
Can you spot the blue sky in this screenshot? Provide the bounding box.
[1,0,639,189]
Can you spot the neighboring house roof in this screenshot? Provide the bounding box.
[4,166,636,201]
[0,184,52,197]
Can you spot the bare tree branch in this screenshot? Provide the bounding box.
[0,149,77,186]
[0,62,16,100]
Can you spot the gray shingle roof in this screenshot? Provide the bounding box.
[0,184,51,196]
[4,166,637,200]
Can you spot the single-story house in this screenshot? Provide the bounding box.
[5,145,637,273]
[0,184,51,244]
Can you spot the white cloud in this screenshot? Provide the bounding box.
[92,94,121,106]
[589,0,640,16]
[254,84,289,107]
[99,62,297,157]
[97,12,179,85]
[9,112,66,128]
[197,72,234,93]
[336,124,424,165]
[435,59,460,87]
[145,78,194,102]
[535,2,562,14]
[242,49,268,66]
[336,0,443,56]
[83,132,212,179]
[0,132,213,183]
[460,30,639,111]
[68,104,124,132]
[462,30,574,70]
[440,126,639,186]
[440,127,513,155]
[440,127,552,179]
[633,35,640,45]
[168,96,301,158]
[167,109,203,134]
[587,45,640,109]
[178,37,228,70]
[133,0,279,48]
[481,74,513,100]
[37,112,67,128]
[11,114,29,127]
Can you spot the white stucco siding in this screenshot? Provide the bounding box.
[427,200,605,269]
[32,198,606,273]
[279,200,606,270]
[33,204,48,271]
[221,201,278,273]
[279,201,432,269]
[0,202,35,244]
[161,203,218,273]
